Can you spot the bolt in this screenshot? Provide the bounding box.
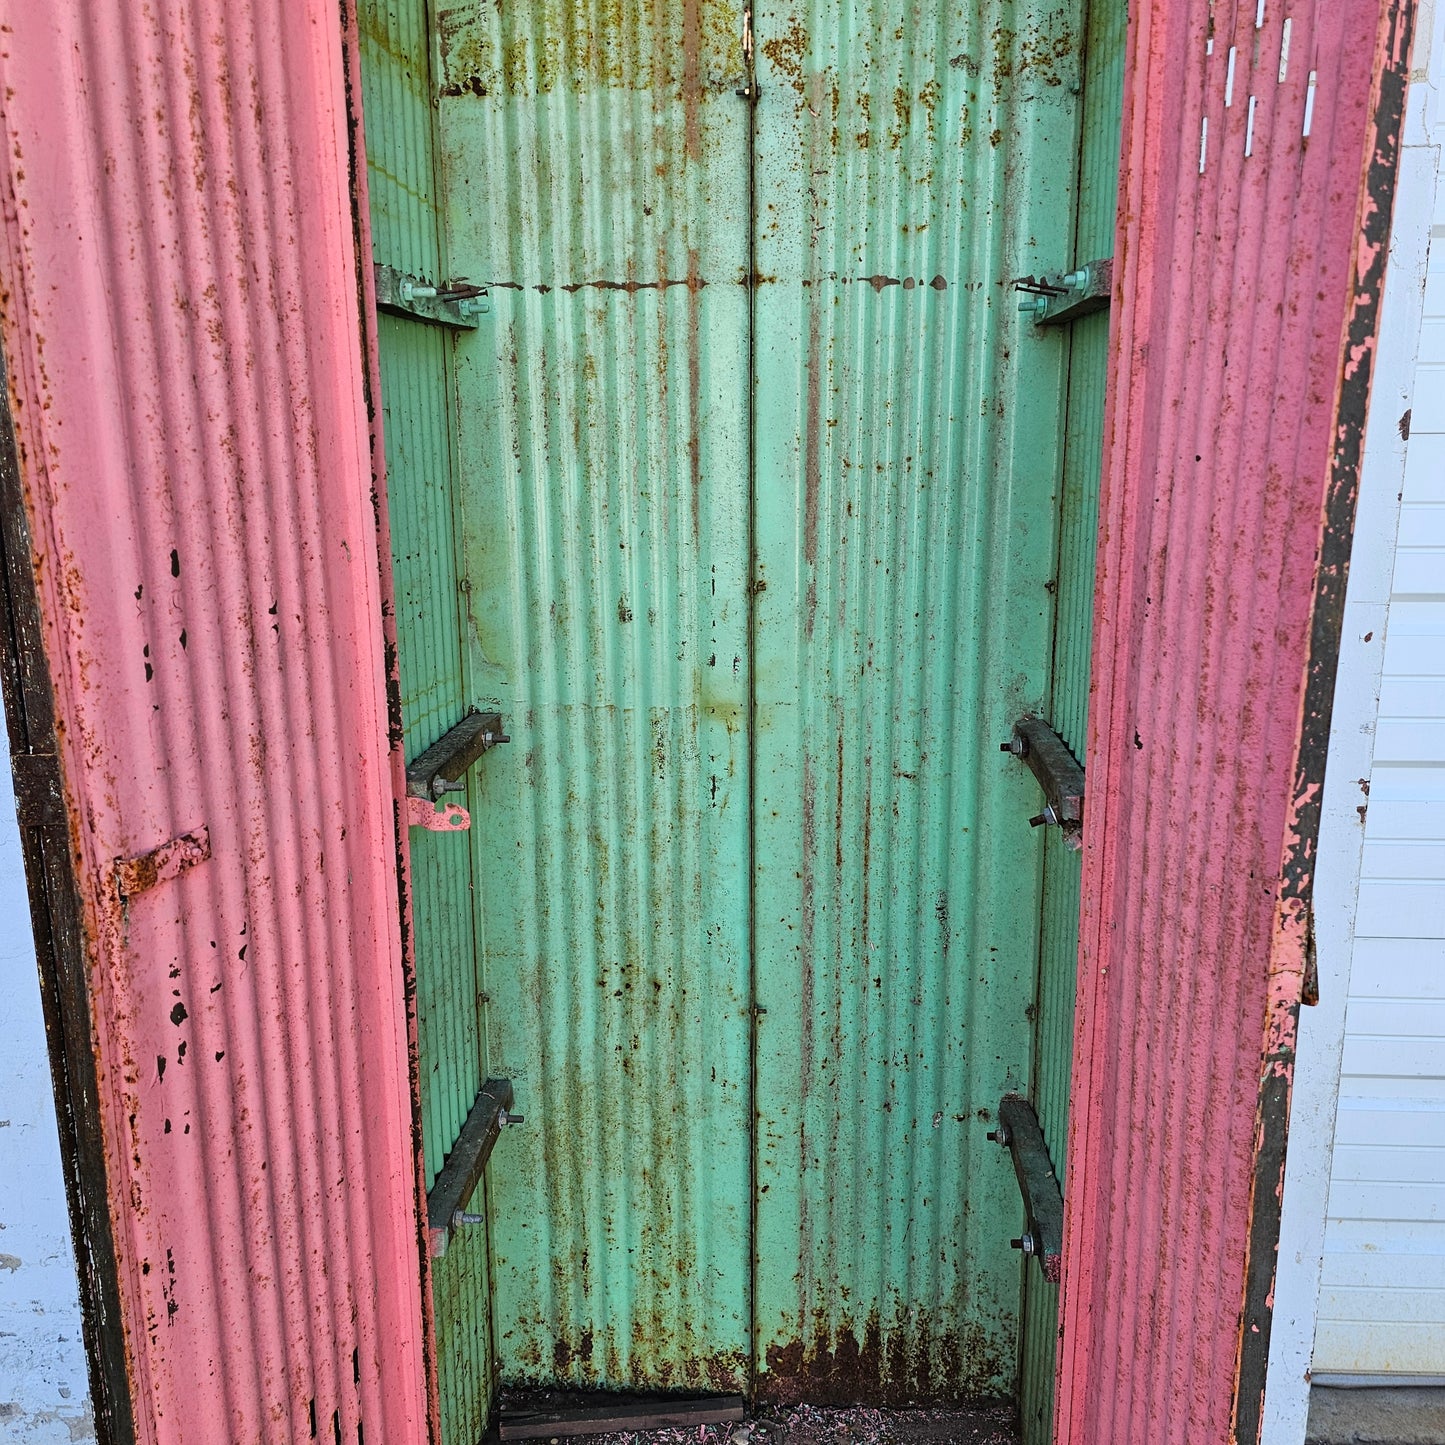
[987,1124,1010,1148]
[1062,266,1090,289]
[1029,805,1060,828]
[458,295,491,318]
[1011,1233,1037,1257]
[452,1210,485,1228]
[398,279,439,303]
[1000,735,1027,757]
[1017,294,1048,316]
[498,1108,524,1127]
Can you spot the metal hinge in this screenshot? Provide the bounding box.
[374,263,489,329]
[10,750,65,828]
[1000,715,1085,848]
[1016,256,1113,327]
[427,1078,522,1257]
[989,1094,1064,1282]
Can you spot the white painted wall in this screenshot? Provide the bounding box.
[1266,4,1445,1436]
[1311,141,1445,1384]
[0,710,95,1439]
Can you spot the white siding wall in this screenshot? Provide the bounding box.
[1311,188,1445,1376]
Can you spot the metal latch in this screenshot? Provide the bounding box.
[427,1078,523,1257]
[374,263,489,328]
[1016,256,1113,326]
[1000,715,1085,848]
[989,1094,1064,1282]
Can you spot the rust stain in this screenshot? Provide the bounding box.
[761,18,810,98]
[759,1310,1011,1408]
[114,826,211,900]
[687,246,702,541]
[682,0,703,163]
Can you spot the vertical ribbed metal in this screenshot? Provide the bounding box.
[359,2,495,1438]
[0,3,429,1441]
[1018,2,1126,1440]
[437,0,755,1391]
[750,0,1084,1405]
[1058,3,1415,1442]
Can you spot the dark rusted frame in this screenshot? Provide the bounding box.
[0,345,136,1443]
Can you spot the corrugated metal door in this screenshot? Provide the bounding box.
[1017,1,1125,1439]
[750,0,1084,1404]
[437,1,756,1392]
[358,5,495,1439]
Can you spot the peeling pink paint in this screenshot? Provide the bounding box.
[1057,2,1415,1442]
[0,4,429,1442]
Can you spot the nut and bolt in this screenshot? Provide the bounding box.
[452,1210,485,1228]
[999,734,1028,757]
[987,1123,1011,1148]
[1061,266,1091,289]
[1017,294,1049,317]
[1029,804,1061,828]
[1010,1232,1037,1257]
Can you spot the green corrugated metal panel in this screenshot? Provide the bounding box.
[361,5,496,1441]
[360,0,444,278]
[1019,2,1126,1439]
[750,1,1084,1404]
[438,0,754,1391]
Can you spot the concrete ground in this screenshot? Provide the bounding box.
[1307,1387,1445,1445]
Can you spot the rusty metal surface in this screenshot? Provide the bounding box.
[438,0,755,1394]
[1057,3,1416,1443]
[0,3,428,1441]
[749,0,1084,1407]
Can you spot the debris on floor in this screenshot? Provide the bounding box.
[495,1401,1018,1445]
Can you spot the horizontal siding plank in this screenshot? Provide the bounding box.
[1346,939,1445,997]
[1379,678,1445,717]
[1354,880,1445,938]
[1321,1251,1445,1291]
[1342,1035,1445,1076]
[1317,1284,1445,1323]
[1329,1143,1445,1183]
[1343,997,1445,1035]
[1373,719,1445,762]
[1326,1180,1445,1222]
[1313,1320,1445,1375]
[1361,839,1445,878]
[1334,1103,1445,1147]
[1393,549,1445,594]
